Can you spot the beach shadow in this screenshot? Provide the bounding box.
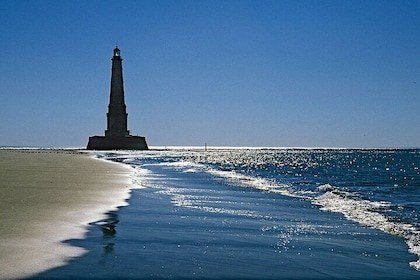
[93,212,119,257]
[27,209,124,279]
[94,212,119,238]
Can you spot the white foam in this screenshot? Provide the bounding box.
[317,183,335,192]
[200,169,420,270]
[155,185,261,218]
[313,186,420,271]
[156,161,206,170]
[207,168,296,197]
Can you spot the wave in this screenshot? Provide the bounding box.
[313,184,420,271]
[178,161,420,271]
[206,163,420,271]
[102,153,420,271]
[207,169,296,197]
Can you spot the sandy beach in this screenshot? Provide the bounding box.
[0,149,133,279]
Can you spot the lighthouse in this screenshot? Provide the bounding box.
[87,47,148,150]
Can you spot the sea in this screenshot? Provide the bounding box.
[32,148,419,279]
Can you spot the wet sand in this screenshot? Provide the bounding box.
[0,149,133,279]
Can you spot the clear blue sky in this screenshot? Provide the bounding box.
[1,0,419,148]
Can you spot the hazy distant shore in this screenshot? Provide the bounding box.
[0,149,133,279]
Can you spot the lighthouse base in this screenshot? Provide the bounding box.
[87,135,148,150]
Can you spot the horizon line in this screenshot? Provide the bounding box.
[1,145,419,151]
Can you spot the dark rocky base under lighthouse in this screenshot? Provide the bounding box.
[87,135,148,150]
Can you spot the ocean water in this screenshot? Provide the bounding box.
[33,148,419,279]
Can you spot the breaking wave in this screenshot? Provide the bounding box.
[314,184,420,270]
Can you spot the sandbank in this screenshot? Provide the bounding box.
[0,149,133,279]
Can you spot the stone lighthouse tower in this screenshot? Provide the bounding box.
[87,47,148,150]
[105,47,129,137]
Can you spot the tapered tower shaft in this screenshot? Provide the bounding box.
[105,47,129,137]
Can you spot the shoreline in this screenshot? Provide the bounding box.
[31,150,420,279]
[0,149,134,279]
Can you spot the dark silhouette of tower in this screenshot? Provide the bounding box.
[105,47,129,137]
[87,47,148,150]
